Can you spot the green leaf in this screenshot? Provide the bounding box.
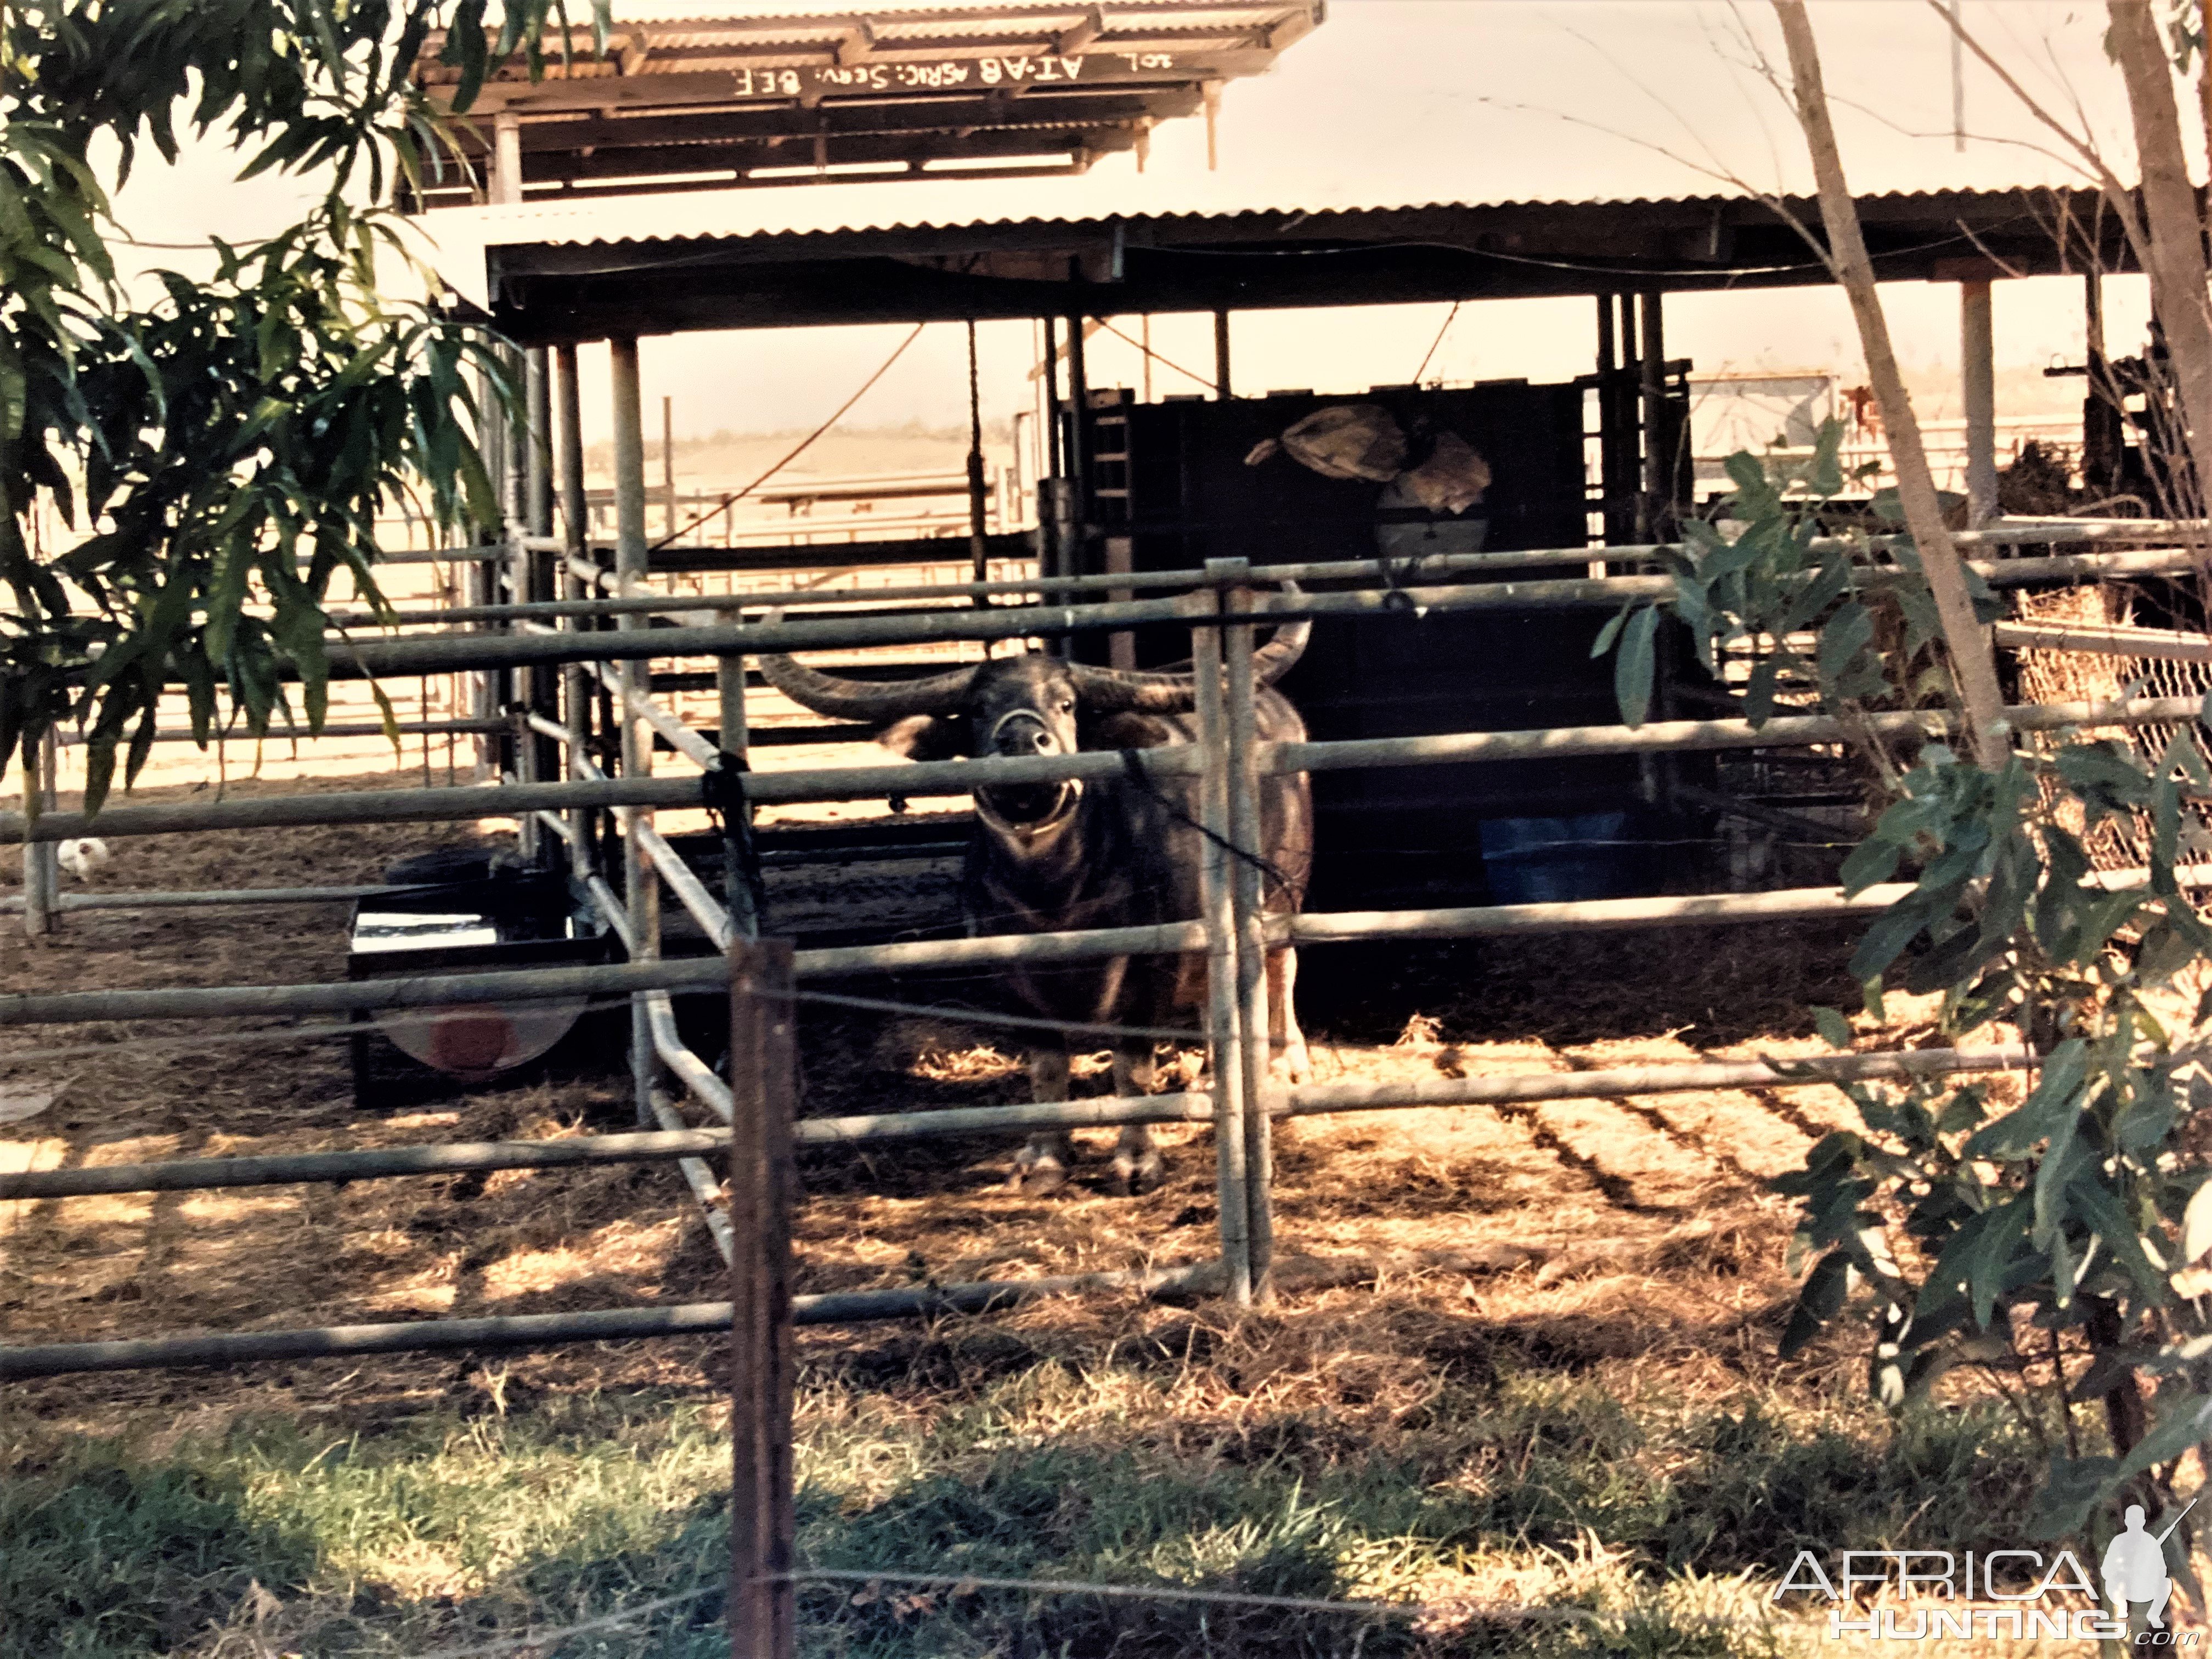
[1812,1007,1853,1049]
[2183,1179,2212,1266]
[1590,600,1633,659]
[1613,603,1660,729]
[1965,1040,2089,1160]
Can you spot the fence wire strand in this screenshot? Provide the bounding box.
[368,1565,1787,1659]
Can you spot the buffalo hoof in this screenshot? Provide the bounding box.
[1011,1161,1070,1195]
[1110,1150,1166,1197]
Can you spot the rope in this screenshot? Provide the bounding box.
[1095,319,1216,392]
[646,324,927,552]
[700,749,766,938]
[1116,748,1296,899]
[1413,300,1462,383]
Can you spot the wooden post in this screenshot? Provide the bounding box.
[1189,586,1252,1307]
[1213,309,1232,399]
[1216,561,1274,1297]
[728,936,797,1659]
[2108,0,2212,487]
[1772,0,2007,766]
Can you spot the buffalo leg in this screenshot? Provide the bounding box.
[1110,1043,1166,1196]
[1011,1045,1075,1193]
[1268,947,1312,1083]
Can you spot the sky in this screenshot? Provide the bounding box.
[104,1,2160,447]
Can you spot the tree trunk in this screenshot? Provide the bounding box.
[1771,1,2008,768]
[2110,0,2212,507]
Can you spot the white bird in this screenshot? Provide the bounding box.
[56,838,110,883]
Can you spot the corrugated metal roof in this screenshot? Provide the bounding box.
[425,182,2071,251]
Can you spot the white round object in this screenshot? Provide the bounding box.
[57,838,110,881]
[377,999,586,1079]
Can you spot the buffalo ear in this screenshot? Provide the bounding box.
[879,714,964,760]
[1086,710,1173,750]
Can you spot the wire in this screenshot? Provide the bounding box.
[359,1559,1780,1659]
[1166,227,1989,281]
[787,987,1206,1046]
[1413,301,1461,383]
[785,1567,1577,1622]
[391,1588,718,1659]
[646,324,928,552]
[1094,319,1216,391]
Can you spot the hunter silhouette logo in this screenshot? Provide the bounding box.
[1771,1499,2204,1643]
[2106,1502,2193,1630]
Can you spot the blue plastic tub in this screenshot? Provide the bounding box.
[1476,812,1635,905]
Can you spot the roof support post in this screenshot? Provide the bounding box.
[555,343,595,873]
[1637,290,1667,542]
[611,336,660,1124]
[1961,278,1998,526]
[1214,309,1231,400]
[524,348,560,809]
[492,110,523,205]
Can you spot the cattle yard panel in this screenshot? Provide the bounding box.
[7,360,2210,1368]
[5,542,2205,1375]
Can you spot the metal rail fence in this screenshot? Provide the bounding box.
[8,510,2204,1376]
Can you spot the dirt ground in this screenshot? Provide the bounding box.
[0,763,1921,1445]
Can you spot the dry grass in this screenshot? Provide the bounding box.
[0,766,2113,1655]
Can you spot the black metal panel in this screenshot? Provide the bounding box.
[1099,382,1689,910]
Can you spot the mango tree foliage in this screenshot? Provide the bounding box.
[0,1,606,810]
[1604,425,2212,1543]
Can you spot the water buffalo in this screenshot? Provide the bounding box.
[757,598,1316,1194]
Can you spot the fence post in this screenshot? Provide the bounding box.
[729,936,797,1659]
[1214,558,1275,1299]
[20,737,55,939]
[1188,584,1252,1307]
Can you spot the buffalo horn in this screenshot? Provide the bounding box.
[752,610,979,720]
[1070,581,1311,712]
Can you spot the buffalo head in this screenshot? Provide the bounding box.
[755,585,1309,830]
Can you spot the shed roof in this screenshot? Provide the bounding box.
[413,2,1321,200]
[469,187,2126,343]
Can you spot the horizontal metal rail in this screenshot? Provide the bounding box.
[1267,695,2205,775]
[9,854,2199,1028]
[0,1046,2032,1203]
[0,883,450,915]
[332,519,2210,632]
[356,544,505,563]
[0,1263,1224,1378]
[311,545,2212,681]
[4,693,2199,848]
[1994,619,2212,663]
[54,719,508,748]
